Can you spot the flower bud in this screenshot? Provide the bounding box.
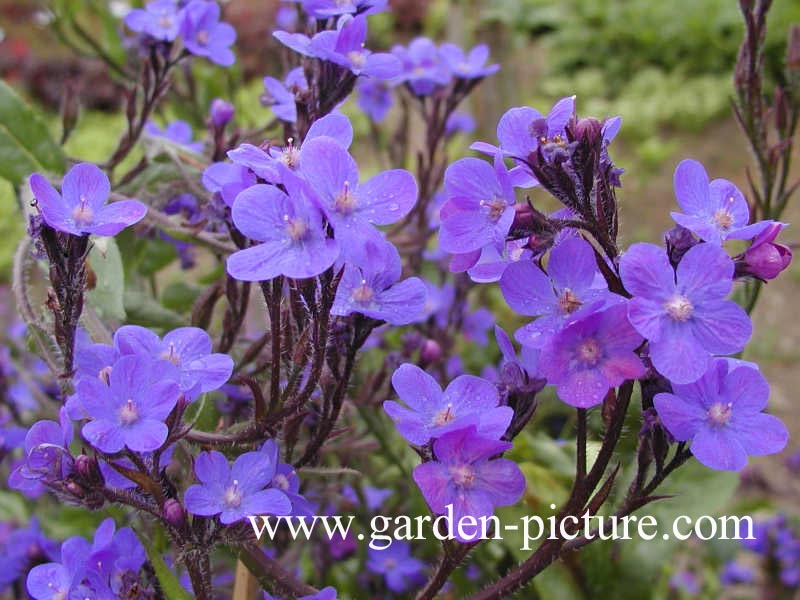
[738,221,793,280]
[664,225,699,267]
[74,454,101,482]
[419,339,442,365]
[209,98,234,128]
[573,117,602,144]
[162,498,186,528]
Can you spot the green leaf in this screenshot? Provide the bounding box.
[0,81,65,185]
[86,237,126,321]
[138,529,194,600]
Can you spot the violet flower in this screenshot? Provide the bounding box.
[620,242,752,384]
[737,221,792,280]
[670,159,771,245]
[384,363,512,445]
[179,0,237,66]
[356,77,393,122]
[392,38,451,96]
[654,359,788,470]
[184,450,292,524]
[438,154,517,254]
[124,0,183,42]
[202,162,257,208]
[145,120,204,153]
[114,325,233,398]
[331,240,426,325]
[366,540,425,592]
[500,237,618,349]
[310,15,401,79]
[412,426,525,541]
[226,171,340,281]
[262,67,308,123]
[29,163,146,237]
[77,355,181,453]
[438,43,499,79]
[299,136,416,264]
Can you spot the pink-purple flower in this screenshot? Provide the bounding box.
[540,304,646,408]
[412,426,525,541]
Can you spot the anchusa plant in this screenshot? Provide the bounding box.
[1,0,798,599]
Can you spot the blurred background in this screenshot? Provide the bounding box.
[1,1,799,597]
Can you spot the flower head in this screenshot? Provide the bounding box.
[145,119,204,153]
[366,540,425,592]
[184,450,292,523]
[179,0,237,66]
[310,15,401,79]
[77,355,181,453]
[438,43,499,79]
[620,242,752,383]
[412,426,525,541]
[540,304,646,407]
[654,359,788,470]
[384,363,512,445]
[670,159,771,245]
[124,0,182,42]
[29,163,146,236]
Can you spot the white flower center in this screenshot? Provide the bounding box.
[712,208,734,230]
[432,403,456,426]
[707,402,732,426]
[352,279,374,304]
[72,195,94,224]
[334,181,357,214]
[196,29,209,45]
[479,196,507,221]
[451,464,475,488]
[159,342,180,365]
[284,214,308,241]
[664,295,694,321]
[224,480,243,507]
[557,288,582,314]
[576,338,601,366]
[119,399,139,425]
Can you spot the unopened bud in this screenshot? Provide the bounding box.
[209,98,234,128]
[573,117,602,143]
[162,498,186,527]
[737,221,792,280]
[419,339,442,365]
[74,454,100,481]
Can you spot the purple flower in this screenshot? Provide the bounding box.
[720,561,754,585]
[412,426,525,540]
[228,113,353,183]
[384,363,512,445]
[332,241,426,325]
[445,112,476,137]
[500,237,617,348]
[184,450,292,524]
[366,541,425,592]
[738,221,792,280]
[264,588,338,600]
[438,155,516,254]
[393,38,451,95]
[9,409,73,493]
[495,325,541,391]
[310,15,401,79]
[293,0,387,18]
[114,325,233,398]
[540,304,646,408]
[470,96,575,165]
[356,77,393,122]
[202,162,257,208]
[77,355,181,453]
[438,43,499,79]
[299,136,416,263]
[179,0,237,66]
[342,484,392,511]
[226,171,340,281]
[620,242,752,384]
[124,0,183,42]
[262,67,308,123]
[654,359,788,471]
[0,519,57,591]
[670,159,770,245]
[29,163,146,236]
[261,440,314,517]
[145,120,204,153]
[26,537,89,600]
